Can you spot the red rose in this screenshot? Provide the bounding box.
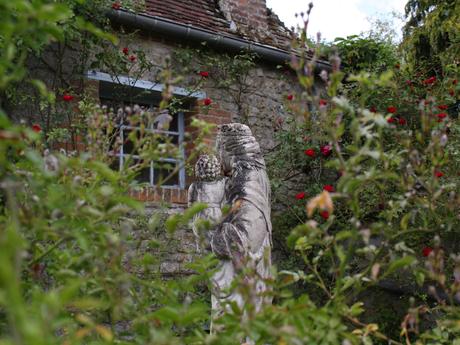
[319,99,327,106]
[32,124,41,133]
[398,118,407,125]
[112,2,121,9]
[295,192,306,200]
[122,47,129,55]
[63,94,74,102]
[387,106,397,113]
[422,246,433,257]
[449,89,455,96]
[320,210,329,220]
[436,113,447,119]
[203,98,212,106]
[199,71,209,78]
[304,148,315,157]
[434,170,444,178]
[287,94,294,101]
[370,106,377,113]
[452,79,457,85]
[387,117,396,124]
[323,185,334,192]
[423,76,436,85]
[320,145,332,157]
[129,55,136,62]
[438,105,448,110]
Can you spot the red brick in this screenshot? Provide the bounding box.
[162,188,171,203]
[153,187,162,202]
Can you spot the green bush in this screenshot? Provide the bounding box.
[1,1,460,345]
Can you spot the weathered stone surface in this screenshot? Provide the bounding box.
[211,123,272,318]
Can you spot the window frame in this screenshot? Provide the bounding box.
[86,71,205,189]
[117,115,185,189]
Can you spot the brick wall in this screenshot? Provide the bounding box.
[129,186,189,204]
[219,0,269,39]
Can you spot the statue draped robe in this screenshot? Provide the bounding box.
[210,160,272,313]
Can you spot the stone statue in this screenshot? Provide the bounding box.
[213,123,272,317]
[188,124,272,334]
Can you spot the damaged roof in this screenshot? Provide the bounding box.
[143,0,293,51]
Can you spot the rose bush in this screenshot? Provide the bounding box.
[1,1,459,345]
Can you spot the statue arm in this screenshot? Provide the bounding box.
[187,183,196,207]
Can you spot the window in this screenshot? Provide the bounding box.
[113,107,185,189]
[86,71,202,189]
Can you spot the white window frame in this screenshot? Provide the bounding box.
[86,71,206,189]
[118,117,185,189]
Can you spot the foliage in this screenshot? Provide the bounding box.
[172,46,257,122]
[1,0,460,345]
[268,5,460,345]
[333,35,399,74]
[0,0,72,89]
[402,0,460,76]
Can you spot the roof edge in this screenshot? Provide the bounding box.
[107,9,331,70]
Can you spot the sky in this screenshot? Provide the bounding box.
[266,0,408,42]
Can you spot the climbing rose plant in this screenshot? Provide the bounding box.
[0,1,459,345]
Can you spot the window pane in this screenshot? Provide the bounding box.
[109,157,120,171]
[133,160,151,184]
[157,133,179,147]
[153,162,179,186]
[98,79,186,188]
[122,129,137,155]
[99,81,162,109]
[168,112,179,132]
[170,134,179,145]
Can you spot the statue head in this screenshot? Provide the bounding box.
[216,123,265,174]
[194,154,221,181]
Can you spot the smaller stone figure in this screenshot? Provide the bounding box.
[187,154,227,332]
[187,154,226,251]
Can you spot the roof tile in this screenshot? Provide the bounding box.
[144,0,292,50]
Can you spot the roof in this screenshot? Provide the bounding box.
[143,0,293,51]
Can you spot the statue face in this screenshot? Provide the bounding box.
[219,147,232,175]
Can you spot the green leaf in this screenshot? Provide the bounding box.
[382,256,416,279]
[75,17,118,44]
[88,161,118,183]
[349,302,364,317]
[400,212,411,231]
[335,230,353,241]
[165,214,181,234]
[415,271,425,287]
[151,307,180,322]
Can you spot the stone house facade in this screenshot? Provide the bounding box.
[100,0,329,208]
[6,0,329,274]
[100,0,328,274]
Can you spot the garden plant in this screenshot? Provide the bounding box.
[0,0,459,344]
